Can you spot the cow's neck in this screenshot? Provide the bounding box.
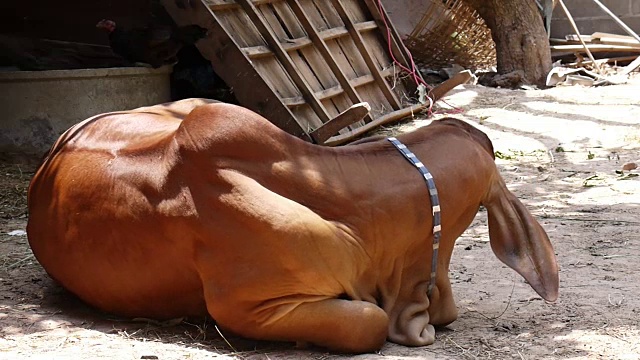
[203,123,484,306]
[273,139,438,265]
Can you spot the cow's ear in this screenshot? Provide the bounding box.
[483,178,559,302]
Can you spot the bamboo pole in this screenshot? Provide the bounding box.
[556,0,603,75]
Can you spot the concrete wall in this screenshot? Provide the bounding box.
[551,0,640,38]
[0,66,172,156]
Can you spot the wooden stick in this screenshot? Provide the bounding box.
[319,71,473,146]
[557,0,603,74]
[323,103,429,146]
[567,55,638,67]
[550,44,640,53]
[429,70,473,102]
[309,102,372,144]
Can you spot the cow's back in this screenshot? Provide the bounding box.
[27,99,216,318]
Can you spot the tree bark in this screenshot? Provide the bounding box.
[465,0,552,87]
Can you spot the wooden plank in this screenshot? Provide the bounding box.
[309,2,368,78]
[331,2,399,125]
[160,0,310,139]
[428,70,472,102]
[206,0,279,11]
[303,0,371,131]
[216,6,264,47]
[567,55,638,66]
[236,0,332,122]
[341,0,368,22]
[361,83,395,120]
[254,58,300,101]
[324,103,430,146]
[589,0,640,75]
[257,3,340,118]
[280,66,398,107]
[243,38,312,59]
[281,81,362,107]
[591,32,639,41]
[591,32,640,45]
[240,22,378,59]
[362,32,392,77]
[309,102,371,144]
[216,7,303,100]
[329,0,401,110]
[258,2,327,103]
[311,1,392,131]
[565,34,593,42]
[282,96,306,107]
[552,37,640,49]
[331,21,379,36]
[271,1,343,118]
[550,44,640,52]
[286,0,369,117]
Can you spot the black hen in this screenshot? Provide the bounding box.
[96,19,207,68]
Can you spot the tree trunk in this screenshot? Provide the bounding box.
[465,0,552,87]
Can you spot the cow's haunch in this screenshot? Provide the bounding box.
[27,99,559,353]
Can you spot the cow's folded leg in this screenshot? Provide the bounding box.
[387,301,435,346]
[387,282,435,346]
[253,299,389,353]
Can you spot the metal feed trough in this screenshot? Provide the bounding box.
[162,0,428,145]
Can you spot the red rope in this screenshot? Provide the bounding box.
[375,0,464,116]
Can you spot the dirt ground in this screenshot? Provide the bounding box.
[1,79,639,360]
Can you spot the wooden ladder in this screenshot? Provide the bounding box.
[162,0,427,145]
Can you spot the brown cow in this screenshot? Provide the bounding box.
[27,99,558,353]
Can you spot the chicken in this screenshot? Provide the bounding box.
[96,19,207,68]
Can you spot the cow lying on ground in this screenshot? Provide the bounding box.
[27,99,559,353]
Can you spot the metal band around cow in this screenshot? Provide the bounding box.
[387,137,441,298]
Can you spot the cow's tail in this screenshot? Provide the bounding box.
[481,175,559,302]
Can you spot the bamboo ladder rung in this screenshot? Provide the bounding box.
[281,66,400,107]
[243,39,312,59]
[206,0,279,11]
[241,21,379,59]
[287,0,370,123]
[329,0,401,110]
[235,0,332,122]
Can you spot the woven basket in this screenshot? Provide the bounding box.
[404,0,496,70]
